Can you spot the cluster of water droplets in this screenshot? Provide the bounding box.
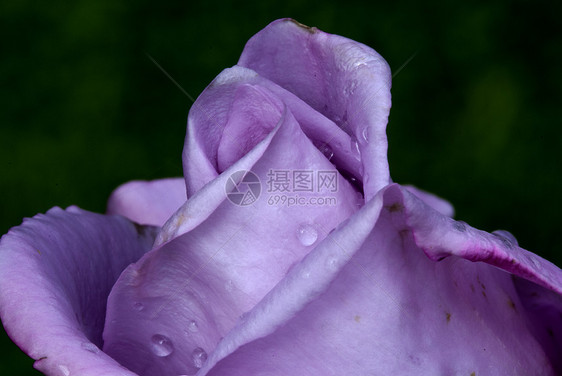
[343,79,358,97]
[149,327,208,371]
[131,299,207,368]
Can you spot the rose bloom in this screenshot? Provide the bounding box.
[1,18,561,376]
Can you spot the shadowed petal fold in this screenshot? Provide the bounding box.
[0,207,156,376]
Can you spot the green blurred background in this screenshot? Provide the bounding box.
[1,0,561,374]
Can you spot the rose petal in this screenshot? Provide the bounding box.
[238,18,392,199]
[103,95,363,375]
[0,206,156,376]
[194,184,561,375]
[512,277,562,372]
[106,178,186,226]
[216,82,283,172]
[403,184,455,217]
[184,65,363,197]
[178,65,364,245]
[182,67,258,196]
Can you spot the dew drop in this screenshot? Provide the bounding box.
[297,224,318,246]
[58,365,70,376]
[326,256,339,271]
[192,347,208,369]
[343,79,358,97]
[453,221,467,232]
[187,320,199,333]
[81,342,100,354]
[150,334,174,357]
[350,138,361,161]
[133,302,144,311]
[492,230,518,247]
[361,127,370,142]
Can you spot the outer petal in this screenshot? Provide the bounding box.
[103,69,363,376]
[403,184,455,217]
[0,206,156,376]
[106,178,187,227]
[195,185,561,375]
[238,18,392,199]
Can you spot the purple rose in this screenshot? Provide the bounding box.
[1,18,561,375]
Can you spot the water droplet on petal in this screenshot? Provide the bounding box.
[192,347,208,369]
[187,320,199,333]
[58,365,70,376]
[297,224,318,246]
[326,256,339,271]
[133,302,144,311]
[81,342,100,354]
[343,79,358,96]
[150,334,174,357]
[453,221,467,232]
[361,127,370,142]
[492,230,518,247]
[350,138,361,161]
